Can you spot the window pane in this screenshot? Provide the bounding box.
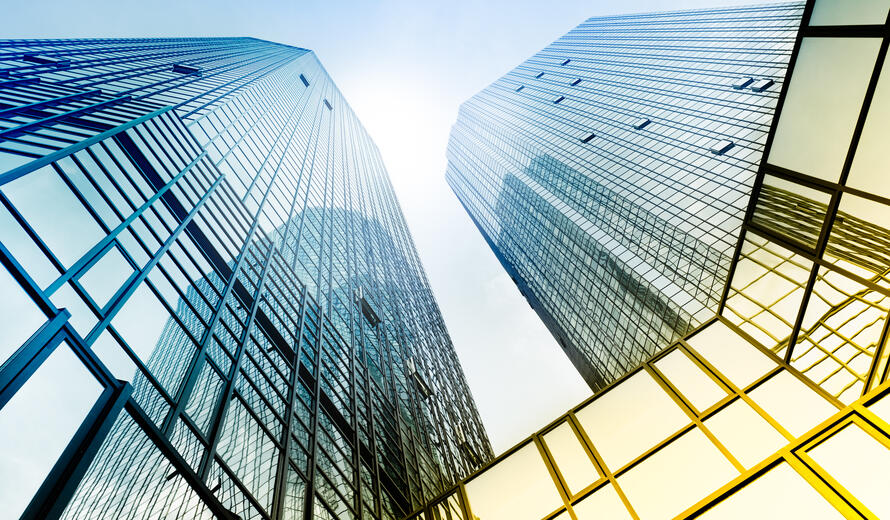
[700,463,843,519]
[575,371,689,471]
[0,342,103,518]
[572,484,633,520]
[542,421,599,496]
[749,370,838,437]
[618,427,738,520]
[685,320,776,389]
[848,57,890,200]
[703,399,787,468]
[78,246,134,309]
[808,423,890,518]
[464,442,562,520]
[1,165,105,268]
[0,265,46,366]
[810,0,890,25]
[768,38,881,182]
[654,349,727,412]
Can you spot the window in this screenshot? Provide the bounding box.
[580,133,595,143]
[554,96,565,104]
[535,72,545,79]
[299,73,309,87]
[632,117,651,130]
[323,99,333,111]
[515,85,524,92]
[749,79,774,92]
[22,54,70,68]
[172,64,201,75]
[732,77,754,90]
[570,78,582,86]
[710,140,734,155]
[561,58,571,66]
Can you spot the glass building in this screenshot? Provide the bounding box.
[446,3,806,390]
[414,1,890,518]
[0,38,491,520]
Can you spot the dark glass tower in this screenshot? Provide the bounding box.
[0,38,491,520]
[446,3,806,390]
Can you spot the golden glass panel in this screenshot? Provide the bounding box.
[751,175,831,250]
[654,349,728,412]
[808,423,890,518]
[748,370,838,437]
[699,463,844,519]
[572,484,633,520]
[575,371,689,471]
[768,37,881,182]
[867,392,890,423]
[848,57,890,200]
[810,0,890,26]
[685,320,776,389]
[791,266,887,403]
[722,237,812,349]
[617,427,738,520]
[542,421,600,496]
[826,192,890,277]
[703,399,787,468]
[464,442,562,520]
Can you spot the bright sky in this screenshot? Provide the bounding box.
[6,0,781,453]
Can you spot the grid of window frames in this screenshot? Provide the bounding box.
[445,3,805,390]
[415,1,890,518]
[0,38,491,520]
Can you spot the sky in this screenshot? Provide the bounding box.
[5,0,779,453]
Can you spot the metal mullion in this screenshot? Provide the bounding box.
[45,149,208,298]
[0,88,104,119]
[209,453,273,520]
[0,95,131,140]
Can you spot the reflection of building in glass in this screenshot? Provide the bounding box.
[0,38,490,520]
[414,2,890,518]
[447,3,806,390]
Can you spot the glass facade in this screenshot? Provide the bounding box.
[415,1,890,518]
[0,38,491,520]
[446,3,806,390]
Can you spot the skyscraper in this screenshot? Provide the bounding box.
[413,1,890,518]
[0,38,491,520]
[446,3,806,390]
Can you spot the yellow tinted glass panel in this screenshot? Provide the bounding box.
[810,0,890,25]
[575,371,689,471]
[618,428,738,520]
[655,349,728,412]
[542,421,599,496]
[572,484,633,520]
[703,399,787,468]
[685,321,776,389]
[464,442,562,520]
[848,57,890,200]
[808,423,890,518]
[749,371,838,437]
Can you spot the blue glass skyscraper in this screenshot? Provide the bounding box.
[446,3,805,390]
[0,38,491,520]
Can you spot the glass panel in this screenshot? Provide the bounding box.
[810,0,890,25]
[700,463,844,519]
[0,165,105,267]
[751,175,830,250]
[575,371,689,471]
[685,321,776,389]
[722,237,812,350]
[848,57,890,200]
[464,442,562,520]
[791,266,887,404]
[748,370,838,437]
[703,399,787,468]
[0,342,103,519]
[808,423,890,518]
[654,349,727,412]
[542,421,599,496]
[78,246,134,309]
[0,265,46,366]
[867,392,890,423]
[826,192,890,277]
[618,427,738,520]
[572,484,633,520]
[768,38,881,182]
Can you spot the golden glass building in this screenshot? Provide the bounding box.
[411,1,890,518]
